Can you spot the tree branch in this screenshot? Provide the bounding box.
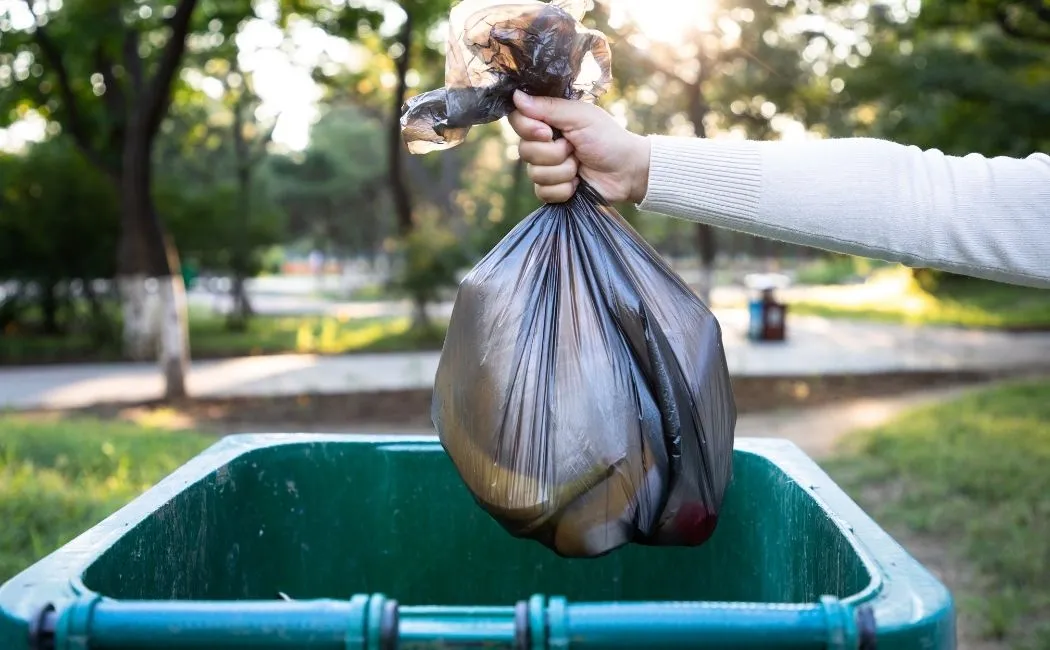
[123,30,144,95]
[94,46,126,121]
[142,0,200,138]
[995,4,1050,43]
[625,46,687,84]
[21,0,106,169]
[1025,0,1050,24]
[249,120,279,167]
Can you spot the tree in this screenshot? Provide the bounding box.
[834,0,1050,155]
[1,0,211,397]
[391,217,469,330]
[828,0,1050,286]
[264,105,390,264]
[380,0,446,233]
[308,0,474,326]
[1,0,382,394]
[593,0,837,302]
[203,55,280,328]
[0,138,120,339]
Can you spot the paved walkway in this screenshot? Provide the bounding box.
[4,309,1050,410]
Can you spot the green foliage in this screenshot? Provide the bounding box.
[157,179,284,276]
[596,0,838,140]
[0,416,210,582]
[189,313,446,356]
[0,138,119,284]
[263,106,389,257]
[834,0,1050,156]
[794,255,888,285]
[0,313,447,363]
[0,138,120,336]
[389,218,470,311]
[826,379,1050,645]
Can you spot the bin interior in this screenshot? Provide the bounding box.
[82,439,873,605]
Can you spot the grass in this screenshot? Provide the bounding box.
[0,314,448,364]
[190,314,447,357]
[791,267,1050,330]
[825,378,1050,648]
[794,255,890,286]
[316,283,389,302]
[0,415,210,582]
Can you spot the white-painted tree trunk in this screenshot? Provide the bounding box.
[119,274,189,399]
[412,298,430,332]
[157,274,189,400]
[119,274,161,361]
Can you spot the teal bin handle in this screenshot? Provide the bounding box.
[34,593,876,650]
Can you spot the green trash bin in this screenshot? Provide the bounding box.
[0,435,954,649]
[180,259,199,291]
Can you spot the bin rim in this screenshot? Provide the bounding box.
[1,434,951,645]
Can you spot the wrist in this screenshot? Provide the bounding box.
[628,133,651,204]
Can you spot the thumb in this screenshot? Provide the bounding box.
[513,90,593,132]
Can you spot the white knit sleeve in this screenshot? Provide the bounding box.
[638,135,1050,288]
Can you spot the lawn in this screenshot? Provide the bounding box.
[0,314,448,365]
[793,255,891,286]
[0,416,210,582]
[189,314,447,357]
[791,268,1050,330]
[825,378,1050,649]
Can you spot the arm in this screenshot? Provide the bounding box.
[640,136,1050,288]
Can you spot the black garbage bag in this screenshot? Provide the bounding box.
[402,0,736,558]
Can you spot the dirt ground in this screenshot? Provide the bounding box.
[42,369,1000,435]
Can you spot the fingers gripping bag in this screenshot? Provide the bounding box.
[401,0,736,558]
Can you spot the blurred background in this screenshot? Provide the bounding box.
[1,0,1048,647]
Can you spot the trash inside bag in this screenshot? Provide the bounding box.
[401,0,612,154]
[402,0,736,558]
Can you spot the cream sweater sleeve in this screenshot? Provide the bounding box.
[638,135,1050,288]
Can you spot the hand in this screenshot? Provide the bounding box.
[508,90,651,204]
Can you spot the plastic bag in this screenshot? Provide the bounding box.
[402,0,736,558]
[401,0,612,154]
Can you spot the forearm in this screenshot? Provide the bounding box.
[638,135,1050,288]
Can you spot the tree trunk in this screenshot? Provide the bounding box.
[228,95,254,331]
[388,16,430,328]
[389,15,414,237]
[511,156,528,217]
[157,271,189,399]
[82,278,115,346]
[411,298,430,333]
[694,224,716,305]
[228,274,253,331]
[686,46,717,306]
[117,130,188,400]
[41,280,60,335]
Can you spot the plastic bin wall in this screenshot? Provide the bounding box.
[0,435,955,649]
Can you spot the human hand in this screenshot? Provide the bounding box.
[508,90,650,204]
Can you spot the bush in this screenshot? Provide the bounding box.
[0,139,120,337]
[389,219,470,329]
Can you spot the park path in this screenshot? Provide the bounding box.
[733,381,1007,458]
[206,380,1013,460]
[3,308,1050,410]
